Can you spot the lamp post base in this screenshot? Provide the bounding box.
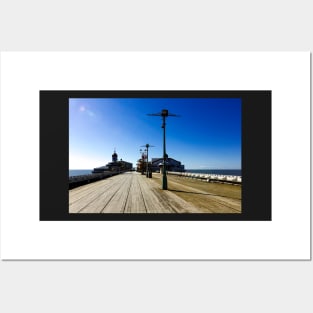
[162,175,168,190]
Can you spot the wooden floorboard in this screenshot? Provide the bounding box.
[69,171,241,214]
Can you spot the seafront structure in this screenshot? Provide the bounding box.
[136,156,184,174]
[92,149,133,173]
[136,149,146,174]
[150,157,185,172]
[69,149,133,189]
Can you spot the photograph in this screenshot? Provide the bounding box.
[68,97,242,214]
[40,90,271,221]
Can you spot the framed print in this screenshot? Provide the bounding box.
[40,90,271,221]
[0,52,310,260]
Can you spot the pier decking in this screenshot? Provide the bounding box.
[69,171,241,214]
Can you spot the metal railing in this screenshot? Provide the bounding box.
[69,171,128,189]
[166,171,242,184]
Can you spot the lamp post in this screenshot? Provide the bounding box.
[140,144,155,178]
[147,109,180,190]
[139,149,145,175]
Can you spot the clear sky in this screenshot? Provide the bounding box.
[69,97,241,170]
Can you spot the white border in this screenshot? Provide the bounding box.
[0,52,310,260]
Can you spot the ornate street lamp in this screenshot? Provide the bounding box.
[147,109,180,190]
[139,149,145,175]
[140,144,155,178]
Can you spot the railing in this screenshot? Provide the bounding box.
[167,171,242,184]
[69,171,124,189]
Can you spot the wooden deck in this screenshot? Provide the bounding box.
[69,171,241,214]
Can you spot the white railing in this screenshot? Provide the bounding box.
[167,171,242,184]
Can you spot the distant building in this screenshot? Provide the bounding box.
[136,151,147,173]
[150,157,185,172]
[112,149,118,162]
[92,149,133,173]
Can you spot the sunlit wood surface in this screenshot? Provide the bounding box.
[69,171,241,214]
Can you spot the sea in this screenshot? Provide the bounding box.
[69,169,93,177]
[69,169,241,177]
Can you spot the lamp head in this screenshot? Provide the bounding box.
[161,109,168,116]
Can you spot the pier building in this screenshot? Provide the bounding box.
[92,149,133,173]
[150,157,185,172]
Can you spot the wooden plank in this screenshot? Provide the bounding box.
[135,174,175,213]
[123,174,147,213]
[100,173,134,213]
[69,175,126,213]
[69,171,241,214]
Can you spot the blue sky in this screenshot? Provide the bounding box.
[69,98,241,170]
